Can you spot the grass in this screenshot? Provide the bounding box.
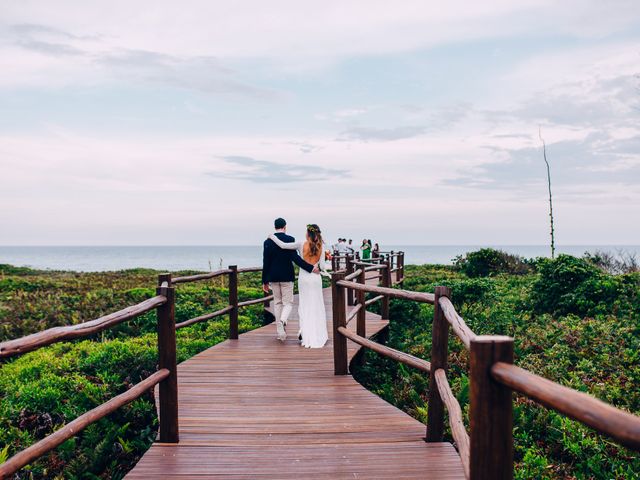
[354,262,639,479]
[0,264,266,479]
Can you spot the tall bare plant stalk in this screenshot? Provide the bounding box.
[539,127,555,258]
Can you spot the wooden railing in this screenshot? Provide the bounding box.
[331,272,640,480]
[0,266,270,478]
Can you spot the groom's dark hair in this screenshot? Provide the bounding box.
[274,217,286,229]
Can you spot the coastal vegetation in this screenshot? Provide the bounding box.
[0,266,265,478]
[355,250,639,479]
[1,249,638,479]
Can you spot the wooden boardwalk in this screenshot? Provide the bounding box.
[126,286,465,479]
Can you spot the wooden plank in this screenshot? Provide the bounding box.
[126,286,464,479]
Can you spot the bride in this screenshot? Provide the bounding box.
[268,224,329,348]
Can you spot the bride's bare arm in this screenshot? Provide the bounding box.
[268,234,301,250]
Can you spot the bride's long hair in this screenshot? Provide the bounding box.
[306,224,323,257]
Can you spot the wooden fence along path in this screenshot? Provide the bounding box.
[1,251,640,479]
[126,280,464,478]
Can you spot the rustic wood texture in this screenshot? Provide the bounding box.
[175,306,234,330]
[237,295,275,308]
[435,369,470,479]
[338,327,431,374]
[356,268,366,338]
[427,286,451,442]
[345,303,363,325]
[331,271,349,375]
[438,296,476,350]
[491,362,640,451]
[126,287,464,479]
[469,336,514,480]
[336,280,434,304]
[364,294,385,307]
[0,295,166,358]
[172,269,232,284]
[157,284,179,443]
[228,265,239,340]
[0,369,169,478]
[381,259,391,320]
[344,268,363,281]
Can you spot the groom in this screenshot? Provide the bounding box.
[262,217,318,341]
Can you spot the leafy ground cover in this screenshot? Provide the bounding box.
[0,265,266,479]
[354,253,639,479]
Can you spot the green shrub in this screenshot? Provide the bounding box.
[453,248,531,277]
[530,255,639,317]
[0,267,266,478]
[353,257,640,479]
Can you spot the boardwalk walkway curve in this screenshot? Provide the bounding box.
[126,282,465,478]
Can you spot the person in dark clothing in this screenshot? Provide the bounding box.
[262,217,317,341]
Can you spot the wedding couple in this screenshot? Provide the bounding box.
[262,217,329,348]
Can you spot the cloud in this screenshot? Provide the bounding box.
[338,125,426,142]
[99,49,277,98]
[0,23,279,98]
[287,141,322,154]
[444,130,640,199]
[213,155,348,183]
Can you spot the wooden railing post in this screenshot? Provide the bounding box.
[157,273,178,443]
[381,259,391,320]
[470,336,514,480]
[346,256,355,306]
[331,271,348,375]
[356,267,366,338]
[228,265,239,340]
[426,285,451,441]
[398,252,404,284]
[390,251,395,279]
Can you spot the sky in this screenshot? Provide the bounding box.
[0,1,639,246]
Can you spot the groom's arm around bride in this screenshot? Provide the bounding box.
[261,218,316,293]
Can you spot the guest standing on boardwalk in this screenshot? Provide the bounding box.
[360,239,372,260]
[372,242,380,258]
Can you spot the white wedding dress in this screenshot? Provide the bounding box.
[268,234,329,348]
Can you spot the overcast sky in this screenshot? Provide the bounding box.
[1,1,639,245]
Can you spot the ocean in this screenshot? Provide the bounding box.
[0,245,638,272]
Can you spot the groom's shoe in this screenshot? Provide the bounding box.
[276,320,287,342]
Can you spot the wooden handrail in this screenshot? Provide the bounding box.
[172,269,232,284]
[491,362,640,451]
[238,295,274,308]
[364,294,384,307]
[344,268,363,281]
[337,326,431,373]
[175,306,234,329]
[437,296,476,350]
[0,368,170,478]
[435,369,470,479]
[351,260,383,268]
[236,266,262,273]
[364,264,387,272]
[345,303,363,325]
[337,280,435,304]
[0,295,167,358]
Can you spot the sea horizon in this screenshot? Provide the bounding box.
[1,244,638,273]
